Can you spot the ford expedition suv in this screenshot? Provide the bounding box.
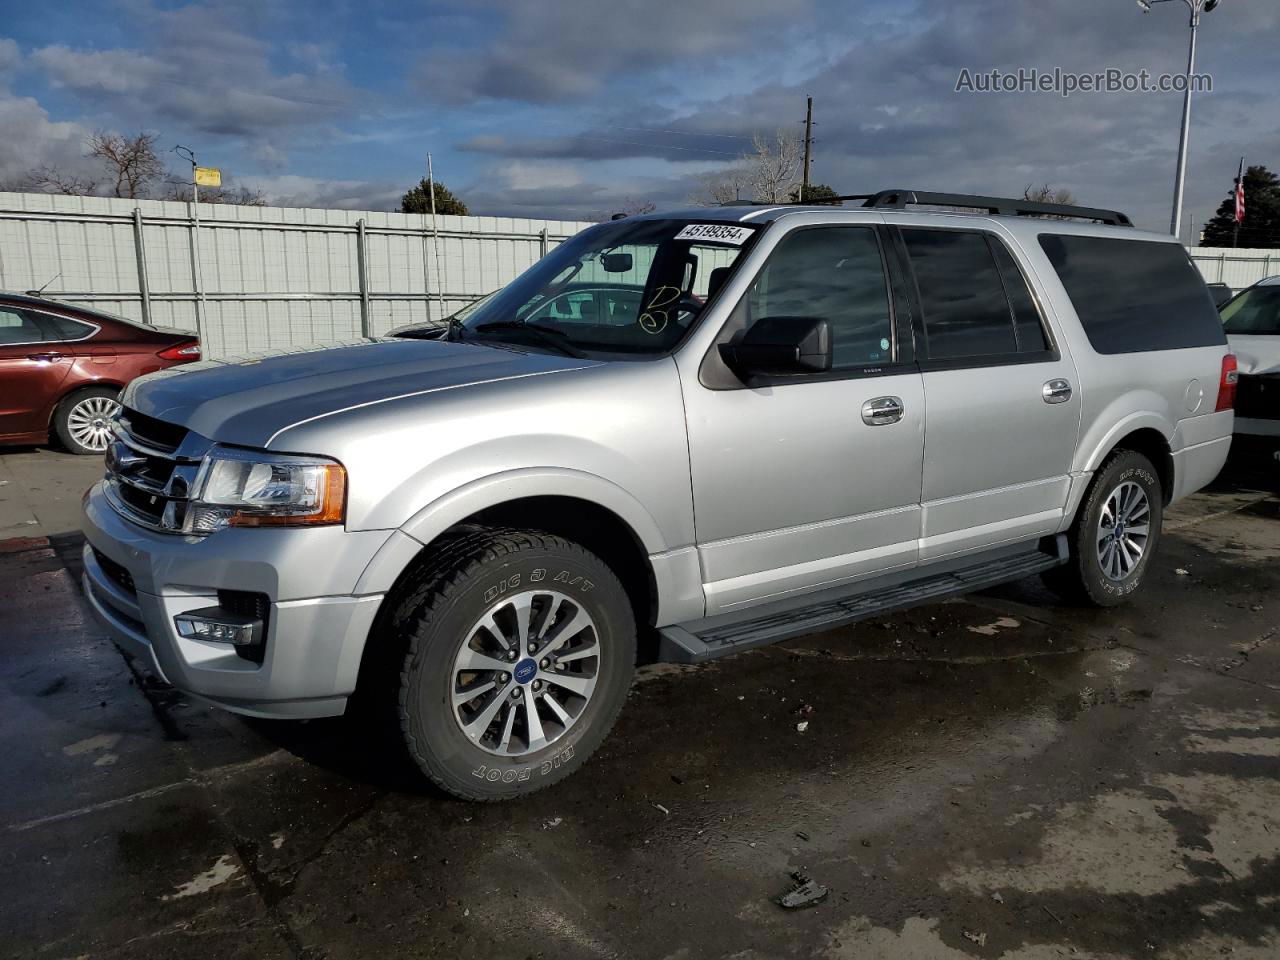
[81,190,1235,800]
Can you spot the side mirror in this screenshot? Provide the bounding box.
[1207,282,1234,309]
[601,252,633,273]
[719,316,832,380]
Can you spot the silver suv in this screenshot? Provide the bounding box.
[81,190,1236,800]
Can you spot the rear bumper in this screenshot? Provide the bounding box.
[80,482,390,719]
[1169,411,1234,503]
[1235,417,1280,438]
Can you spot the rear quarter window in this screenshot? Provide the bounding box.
[1038,234,1225,354]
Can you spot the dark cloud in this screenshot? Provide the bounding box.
[446,0,1280,234]
[458,131,745,163]
[415,0,810,104]
[30,1,359,140]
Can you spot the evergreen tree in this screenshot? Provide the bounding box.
[400,178,468,216]
[1201,165,1280,248]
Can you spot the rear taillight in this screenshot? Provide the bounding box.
[158,342,200,361]
[1216,353,1238,412]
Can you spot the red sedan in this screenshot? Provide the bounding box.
[0,294,200,455]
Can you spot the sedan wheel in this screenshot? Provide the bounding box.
[54,389,121,455]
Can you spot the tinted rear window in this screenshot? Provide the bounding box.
[1038,234,1224,354]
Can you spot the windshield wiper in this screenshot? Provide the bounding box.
[471,320,588,359]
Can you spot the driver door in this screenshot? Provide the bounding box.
[682,224,926,615]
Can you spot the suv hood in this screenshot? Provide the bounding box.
[122,338,595,449]
[1229,334,1280,376]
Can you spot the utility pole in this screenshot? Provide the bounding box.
[172,144,205,344]
[801,96,813,202]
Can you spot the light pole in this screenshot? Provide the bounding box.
[1137,0,1221,240]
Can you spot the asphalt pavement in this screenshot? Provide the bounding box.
[1,449,1278,959]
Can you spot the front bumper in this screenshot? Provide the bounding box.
[81,482,392,719]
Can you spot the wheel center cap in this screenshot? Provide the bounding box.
[513,658,538,685]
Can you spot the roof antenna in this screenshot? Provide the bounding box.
[25,272,61,297]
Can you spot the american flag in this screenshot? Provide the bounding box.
[1235,158,1246,224]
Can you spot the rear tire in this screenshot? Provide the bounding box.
[387,527,635,801]
[1043,450,1163,607]
[54,387,120,455]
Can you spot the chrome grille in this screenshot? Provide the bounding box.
[104,408,209,532]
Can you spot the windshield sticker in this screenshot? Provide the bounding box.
[674,224,754,246]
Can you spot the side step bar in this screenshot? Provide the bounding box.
[658,536,1067,664]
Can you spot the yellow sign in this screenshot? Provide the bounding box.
[194,166,222,187]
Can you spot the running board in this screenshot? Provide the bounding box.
[658,536,1067,664]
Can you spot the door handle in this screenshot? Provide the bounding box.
[1042,379,1072,404]
[26,352,66,362]
[862,396,904,425]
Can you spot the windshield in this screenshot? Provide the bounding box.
[1222,285,1280,336]
[457,218,760,356]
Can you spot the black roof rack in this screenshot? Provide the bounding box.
[784,189,1133,226]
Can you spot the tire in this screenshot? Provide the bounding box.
[54,387,120,455]
[388,527,635,801]
[1043,450,1164,607]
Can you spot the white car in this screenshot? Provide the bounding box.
[1222,276,1280,468]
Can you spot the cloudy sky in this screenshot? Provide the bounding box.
[0,0,1276,235]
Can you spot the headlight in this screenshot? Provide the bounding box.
[185,447,346,533]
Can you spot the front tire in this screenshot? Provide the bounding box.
[54,387,119,455]
[389,528,635,801]
[1044,450,1163,607]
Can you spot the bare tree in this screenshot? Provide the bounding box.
[686,130,802,206]
[749,131,802,204]
[160,178,267,206]
[1023,183,1076,206]
[88,131,165,199]
[1021,183,1079,220]
[28,166,99,196]
[687,166,752,206]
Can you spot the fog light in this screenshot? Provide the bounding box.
[174,607,263,647]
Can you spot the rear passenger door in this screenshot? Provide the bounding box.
[892,226,1081,560]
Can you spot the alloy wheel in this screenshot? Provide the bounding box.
[450,589,601,757]
[66,396,119,452]
[1096,480,1151,582]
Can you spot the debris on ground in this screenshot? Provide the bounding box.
[796,721,809,733]
[795,830,810,842]
[963,929,987,946]
[776,872,828,910]
[542,817,562,829]
[991,891,1005,904]
[653,803,670,816]
[1175,568,1190,576]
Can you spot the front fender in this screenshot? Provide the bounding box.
[353,467,671,596]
